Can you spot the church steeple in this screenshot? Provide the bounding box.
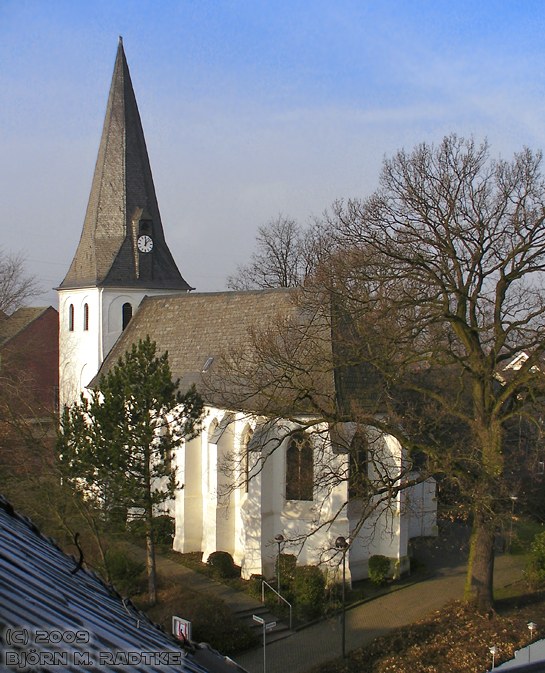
[60,38,192,291]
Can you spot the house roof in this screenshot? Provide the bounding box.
[59,38,191,292]
[0,494,245,673]
[93,288,333,412]
[0,306,54,346]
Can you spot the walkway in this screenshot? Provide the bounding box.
[233,552,525,673]
[127,537,526,673]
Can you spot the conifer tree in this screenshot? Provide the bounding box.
[57,336,203,604]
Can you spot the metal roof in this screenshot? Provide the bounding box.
[0,494,245,672]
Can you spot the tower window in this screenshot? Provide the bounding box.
[83,303,89,331]
[68,304,74,332]
[122,303,133,330]
[286,432,313,501]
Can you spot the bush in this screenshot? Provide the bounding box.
[275,553,297,599]
[104,549,145,596]
[293,565,326,620]
[368,555,391,586]
[248,574,265,600]
[143,580,258,656]
[526,531,545,590]
[207,551,239,578]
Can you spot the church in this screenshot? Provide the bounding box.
[58,39,436,582]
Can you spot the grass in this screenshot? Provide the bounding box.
[308,586,545,673]
[131,574,258,656]
[509,518,545,555]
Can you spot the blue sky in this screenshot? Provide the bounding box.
[1,0,545,305]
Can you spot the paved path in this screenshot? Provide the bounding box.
[233,545,526,673]
[125,543,267,615]
[126,537,526,673]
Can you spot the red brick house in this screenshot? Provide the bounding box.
[0,306,59,417]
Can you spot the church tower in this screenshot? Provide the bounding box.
[58,39,192,406]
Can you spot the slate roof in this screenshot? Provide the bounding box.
[60,39,191,292]
[0,494,245,673]
[0,307,53,346]
[93,288,320,410]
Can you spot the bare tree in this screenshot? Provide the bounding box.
[0,250,41,314]
[214,135,545,610]
[228,215,315,290]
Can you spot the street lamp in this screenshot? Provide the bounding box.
[335,536,349,659]
[528,621,537,642]
[508,494,518,553]
[489,645,498,670]
[274,534,284,605]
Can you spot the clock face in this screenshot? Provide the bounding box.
[137,234,153,253]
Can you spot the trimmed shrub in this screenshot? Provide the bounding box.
[274,553,297,599]
[293,565,326,620]
[207,551,239,578]
[526,531,545,590]
[368,554,390,586]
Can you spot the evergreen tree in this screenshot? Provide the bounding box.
[57,336,203,604]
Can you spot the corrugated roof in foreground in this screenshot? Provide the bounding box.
[0,494,245,673]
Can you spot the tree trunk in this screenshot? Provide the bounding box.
[145,506,157,605]
[464,508,496,611]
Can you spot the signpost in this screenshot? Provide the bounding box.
[253,614,276,673]
[172,616,192,642]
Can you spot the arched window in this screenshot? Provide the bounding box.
[349,431,369,500]
[122,303,133,330]
[68,304,74,332]
[83,303,89,331]
[286,432,313,501]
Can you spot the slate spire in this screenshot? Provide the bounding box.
[60,39,192,290]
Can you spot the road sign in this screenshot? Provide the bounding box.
[266,622,276,631]
[253,615,265,624]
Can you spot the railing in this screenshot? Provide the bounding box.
[261,580,292,629]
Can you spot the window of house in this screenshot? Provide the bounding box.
[286,432,313,501]
[68,304,74,332]
[349,431,369,500]
[122,303,133,330]
[83,303,89,331]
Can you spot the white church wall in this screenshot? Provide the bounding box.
[347,430,412,580]
[241,443,263,578]
[171,409,436,582]
[59,287,187,408]
[58,288,102,407]
[407,477,438,539]
[173,433,204,553]
[216,425,236,557]
[233,422,253,567]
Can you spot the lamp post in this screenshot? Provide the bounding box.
[274,534,284,605]
[527,622,537,664]
[508,494,518,553]
[335,536,349,659]
[489,645,498,670]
